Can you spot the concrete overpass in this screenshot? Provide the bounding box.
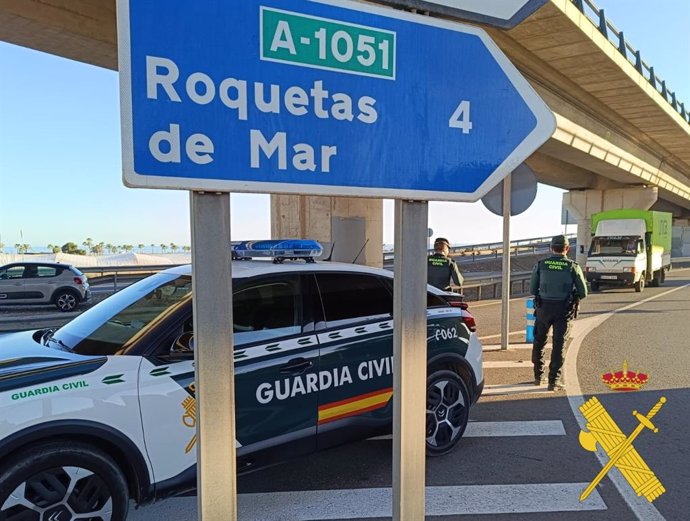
[2,0,689,265]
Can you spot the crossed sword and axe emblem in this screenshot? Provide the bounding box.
[578,395,666,502]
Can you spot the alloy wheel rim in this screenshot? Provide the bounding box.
[1,466,113,521]
[57,294,76,311]
[426,379,467,448]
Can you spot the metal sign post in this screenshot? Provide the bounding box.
[501,177,511,351]
[190,192,237,520]
[393,200,428,520]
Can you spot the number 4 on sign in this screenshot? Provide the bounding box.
[449,100,473,134]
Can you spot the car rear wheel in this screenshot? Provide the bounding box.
[425,369,470,456]
[590,281,600,292]
[0,442,128,521]
[54,290,78,312]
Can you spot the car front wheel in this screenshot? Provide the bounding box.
[425,369,470,456]
[54,290,78,312]
[0,442,129,521]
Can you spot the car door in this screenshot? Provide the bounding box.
[312,272,395,449]
[24,264,61,302]
[0,264,28,302]
[137,273,320,486]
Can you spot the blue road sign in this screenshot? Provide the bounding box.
[118,0,555,202]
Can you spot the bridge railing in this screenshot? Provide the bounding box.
[572,0,689,125]
[383,233,576,264]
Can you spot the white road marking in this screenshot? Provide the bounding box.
[465,420,565,436]
[128,484,606,520]
[368,420,565,439]
[482,383,552,396]
[468,296,528,308]
[478,330,525,340]
[484,360,549,369]
[564,282,690,521]
[482,343,535,351]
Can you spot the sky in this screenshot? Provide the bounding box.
[0,0,688,252]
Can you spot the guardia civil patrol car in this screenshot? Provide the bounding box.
[0,245,483,521]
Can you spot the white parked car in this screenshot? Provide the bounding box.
[0,261,91,312]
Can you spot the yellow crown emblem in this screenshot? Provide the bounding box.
[601,360,649,391]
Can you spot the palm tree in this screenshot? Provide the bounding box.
[0,241,4,252]
[160,243,168,254]
[124,244,134,253]
[95,242,105,256]
[14,243,21,254]
[47,244,54,253]
[83,238,94,255]
[170,242,178,253]
[183,245,191,253]
[150,243,155,254]
[138,244,145,253]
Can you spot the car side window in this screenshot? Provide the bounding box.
[37,266,60,278]
[315,273,392,328]
[0,267,26,280]
[233,277,301,346]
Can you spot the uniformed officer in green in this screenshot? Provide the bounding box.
[427,237,464,291]
[530,235,587,391]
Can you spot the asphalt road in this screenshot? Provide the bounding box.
[2,270,688,520]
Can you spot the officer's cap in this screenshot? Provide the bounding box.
[434,237,450,248]
[550,235,568,248]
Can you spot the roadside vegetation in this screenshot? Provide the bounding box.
[0,239,191,255]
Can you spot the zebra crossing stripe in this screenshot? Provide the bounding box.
[129,483,606,520]
[368,420,565,440]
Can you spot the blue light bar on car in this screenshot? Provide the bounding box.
[231,239,323,263]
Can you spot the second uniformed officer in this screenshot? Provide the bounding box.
[530,235,587,391]
[427,237,464,291]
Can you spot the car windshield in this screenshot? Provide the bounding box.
[588,236,639,257]
[53,272,192,356]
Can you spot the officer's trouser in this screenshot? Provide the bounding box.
[532,299,571,384]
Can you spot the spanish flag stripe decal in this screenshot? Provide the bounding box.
[318,387,393,411]
[318,388,393,424]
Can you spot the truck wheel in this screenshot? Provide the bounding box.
[660,269,666,284]
[0,441,129,521]
[590,281,600,292]
[634,276,645,293]
[650,270,661,287]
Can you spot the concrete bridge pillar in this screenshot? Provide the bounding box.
[563,187,658,266]
[270,195,383,267]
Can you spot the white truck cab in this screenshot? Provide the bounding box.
[586,210,672,293]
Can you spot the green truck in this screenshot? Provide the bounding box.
[585,209,672,292]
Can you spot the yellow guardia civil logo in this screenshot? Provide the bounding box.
[578,396,666,502]
[181,383,198,454]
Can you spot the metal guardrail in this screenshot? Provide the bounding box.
[448,271,533,301]
[79,264,181,291]
[572,0,689,125]
[78,263,534,302]
[383,234,575,263]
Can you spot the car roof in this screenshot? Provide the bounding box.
[164,260,394,279]
[163,260,447,295]
[1,261,72,268]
